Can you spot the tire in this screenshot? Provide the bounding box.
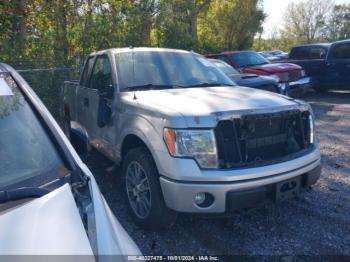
[313,84,329,93]
[122,147,177,229]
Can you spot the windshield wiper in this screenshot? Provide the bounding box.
[188,82,234,87]
[124,84,184,91]
[0,187,50,204]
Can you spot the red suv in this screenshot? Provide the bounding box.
[206,51,311,97]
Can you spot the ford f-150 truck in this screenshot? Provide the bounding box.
[61,48,321,229]
[206,51,311,97]
[284,40,350,91]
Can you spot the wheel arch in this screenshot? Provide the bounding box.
[120,132,162,172]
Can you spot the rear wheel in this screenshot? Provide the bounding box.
[122,147,177,229]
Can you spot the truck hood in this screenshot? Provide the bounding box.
[242,63,302,74]
[134,86,298,127]
[229,74,277,88]
[0,184,93,255]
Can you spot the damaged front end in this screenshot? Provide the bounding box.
[215,108,315,169]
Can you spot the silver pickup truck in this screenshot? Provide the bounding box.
[61,47,321,229]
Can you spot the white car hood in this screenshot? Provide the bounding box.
[0,184,93,255]
[135,86,296,116]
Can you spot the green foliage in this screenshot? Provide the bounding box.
[198,0,265,52]
[0,0,266,116]
[325,3,350,41]
[0,0,266,63]
[153,0,195,50]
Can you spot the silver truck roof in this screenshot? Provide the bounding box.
[90,47,193,56]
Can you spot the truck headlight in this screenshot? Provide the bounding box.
[309,113,315,144]
[164,128,218,169]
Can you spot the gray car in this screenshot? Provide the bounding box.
[61,48,321,229]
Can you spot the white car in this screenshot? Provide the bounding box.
[0,63,141,256]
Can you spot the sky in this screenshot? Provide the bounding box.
[262,0,350,37]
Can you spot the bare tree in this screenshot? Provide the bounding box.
[281,0,334,43]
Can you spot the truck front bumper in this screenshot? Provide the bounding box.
[279,77,312,98]
[159,156,321,213]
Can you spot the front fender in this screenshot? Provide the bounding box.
[118,114,168,171]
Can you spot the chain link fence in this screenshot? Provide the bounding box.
[12,65,80,119]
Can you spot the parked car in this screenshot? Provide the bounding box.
[206,51,311,98]
[258,51,281,62]
[208,58,280,93]
[284,40,350,91]
[61,47,321,229]
[0,63,141,256]
[259,50,289,61]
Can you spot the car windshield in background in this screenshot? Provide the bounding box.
[231,52,269,68]
[211,60,239,76]
[0,73,66,190]
[115,51,234,91]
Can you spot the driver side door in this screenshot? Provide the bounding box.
[83,55,116,158]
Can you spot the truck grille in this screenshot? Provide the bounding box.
[279,70,301,82]
[215,110,312,169]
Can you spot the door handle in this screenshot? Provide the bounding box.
[83,98,89,107]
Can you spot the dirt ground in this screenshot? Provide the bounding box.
[84,90,350,256]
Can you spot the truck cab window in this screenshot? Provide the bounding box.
[333,43,350,59]
[90,55,112,91]
[292,47,309,59]
[310,48,327,59]
[80,57,94,87]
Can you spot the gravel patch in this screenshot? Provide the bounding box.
[84,91,350,256]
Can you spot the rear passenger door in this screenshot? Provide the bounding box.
[306,47,327,80]
[289,46,326,82]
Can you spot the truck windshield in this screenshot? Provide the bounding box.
[0,72,67,190]
[231,52,270,68]
[115,51,234,90]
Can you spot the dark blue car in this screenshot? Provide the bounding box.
[287,40,350,91]
[208,58,280,94]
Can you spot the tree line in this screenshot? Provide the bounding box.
[0,0,265,68]
[1,0,349,69]
[255,0,350,51]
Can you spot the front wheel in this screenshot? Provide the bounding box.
[122,147,177,229]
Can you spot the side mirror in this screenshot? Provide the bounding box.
[98,84,114,100]
[97,98,112,128]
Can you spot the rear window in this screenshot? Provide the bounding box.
[291,46,327,59]
[291,47,309,59]
[309,47,327,59]
[80,56,94,87]
[332,43,350,59]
